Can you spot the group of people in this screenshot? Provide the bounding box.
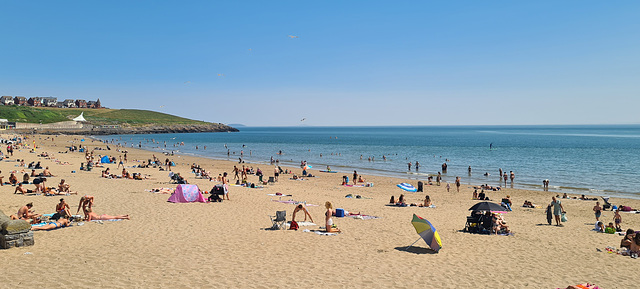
[389,194,433,207]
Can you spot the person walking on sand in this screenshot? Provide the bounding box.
[593,202,602,222]
[455,176,461,193]
[233,166,239,180]
[446,183,450,192]
[222,172,230,200]
[551,196,565,226]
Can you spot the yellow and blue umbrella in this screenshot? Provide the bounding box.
[410,214,442,252]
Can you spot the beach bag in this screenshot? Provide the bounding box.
[335,208,345,217]
[289,220,299,230]
[561,213,567,222]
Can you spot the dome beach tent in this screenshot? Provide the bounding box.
[100,156,111,163]
[167,184,207,203]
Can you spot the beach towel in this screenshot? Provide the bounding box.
[271,199,319,206]
[267,193,292,197]
[347,214,380,220]
[303,229,337,236]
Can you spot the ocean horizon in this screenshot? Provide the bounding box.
[94,124,640,199]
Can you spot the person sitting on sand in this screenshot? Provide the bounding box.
[31,218,70,231]
[56,198,72,219]
[324,201,341,233]
[604,222,616,234]
[14,183,33,194]
[501,195,513,211]
[629,234,640,256]
[83,207,130,221]
[389,195,395,204]
[492,213,510,234]
[621,229,636,249]
[292,204,314,223]
[42,167,53,177]
[14,202,41,222]
[418,195,432,207]
[397,194,406,206]
[22,173,30,184]
[58,179,70,193]
[9,172,18,185]
[595,221,605,232]
[472,189,478,200]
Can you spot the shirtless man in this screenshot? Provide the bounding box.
[15,203,41,222]
[292,204,314,223]
[14,183,33,194]
[58,179,70,193]
[42,167,53,177]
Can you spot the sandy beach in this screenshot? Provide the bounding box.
[1,133,639,288]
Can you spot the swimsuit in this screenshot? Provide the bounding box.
[49,222,58,228]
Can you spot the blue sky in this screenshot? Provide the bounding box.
[1,1,639,126]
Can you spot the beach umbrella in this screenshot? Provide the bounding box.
[469,201,504,212]
[408,214,442,252]
[397,183,417,192]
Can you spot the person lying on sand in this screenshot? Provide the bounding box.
[14,183,33,194]
[32,218,70,231]
[83,207,130,221]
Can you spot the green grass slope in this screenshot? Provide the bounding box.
[0,106,212,126]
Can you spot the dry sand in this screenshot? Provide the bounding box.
[1,133,639,288]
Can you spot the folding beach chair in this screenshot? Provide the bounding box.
[464,214,481,233]
[269,211,286,230]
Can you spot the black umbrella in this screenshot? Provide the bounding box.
[469,201,505,212]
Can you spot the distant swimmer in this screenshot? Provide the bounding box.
[490,143,493,150]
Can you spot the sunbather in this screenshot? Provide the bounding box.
[14,183,32,194]
[83,207,130,221]
[621,229,635,249]
[56,198,72,219]
[31,218,70,231]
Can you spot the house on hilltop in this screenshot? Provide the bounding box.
[42,97,57,107]
[75,99,87,108]
[27,97,43,107]
[13,96,26,106]
[1,96,14,105]
[62,99,76,108]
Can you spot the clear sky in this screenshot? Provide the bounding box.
[1,1,639,126]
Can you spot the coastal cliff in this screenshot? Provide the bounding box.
[14,123,239,135]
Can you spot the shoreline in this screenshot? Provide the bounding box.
[2,132,639,288]
[90,134,640,201]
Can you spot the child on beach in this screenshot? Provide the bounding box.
[446,183,450,192]
[613,209,622,231]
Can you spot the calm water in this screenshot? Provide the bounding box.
[94,125,640,198]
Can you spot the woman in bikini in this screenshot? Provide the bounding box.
[324,201,340,233]
[76,195,95,214]
[32,218,70,231]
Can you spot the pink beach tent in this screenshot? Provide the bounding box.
[167,184,207,203]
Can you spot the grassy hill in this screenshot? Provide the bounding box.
[0,106,212,126]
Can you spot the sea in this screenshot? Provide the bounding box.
[93,125,640,199]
